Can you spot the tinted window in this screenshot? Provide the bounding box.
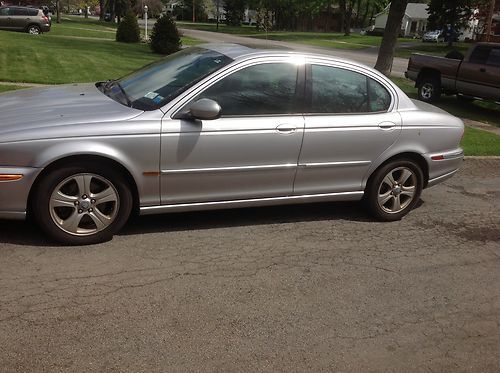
[0,8,9,16]
[195,63,298,116]
[310,65,368,113]
[10,7,29,16]
[368,78,391,112]
[28,8,39,16]
[486,48,500,67]
[470,46,491,64]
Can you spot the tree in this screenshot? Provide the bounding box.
[374,0,408,76]
[150,13,181,54]
[116,10,140,42]
[224,0,246,26]
[427,0,478,32]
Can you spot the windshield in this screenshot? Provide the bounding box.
[99,47,233,111]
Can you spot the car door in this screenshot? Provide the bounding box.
[160,59,305,205]
[457,45,500,100]
[294,62,402,195]
[9,7,29,31]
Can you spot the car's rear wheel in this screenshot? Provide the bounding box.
[27,24,41,34]
[418,76,441,102]
[366,159,423,221]
[32,163,133,245]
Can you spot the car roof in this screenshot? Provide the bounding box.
[200,43,365,67]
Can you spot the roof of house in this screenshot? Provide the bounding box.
[405,3,429,20]
[375,3,429,20]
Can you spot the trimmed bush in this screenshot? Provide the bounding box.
[150,14,181,55]
[116,11,140,43]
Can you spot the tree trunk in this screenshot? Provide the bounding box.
[339,0,346,33]
[374,0,408,77]
[99,0,105,21]
[56,0,60,23]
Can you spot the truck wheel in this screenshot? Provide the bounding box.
[418,77,441,102]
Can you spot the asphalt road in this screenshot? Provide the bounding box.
[1,158,499,372]
[178,28,410,77]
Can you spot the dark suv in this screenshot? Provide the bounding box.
[0,6,51,34]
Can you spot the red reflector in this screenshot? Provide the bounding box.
[431,155,445,161]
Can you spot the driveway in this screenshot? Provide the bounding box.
[179,28,410,77]
[0,158,499,372]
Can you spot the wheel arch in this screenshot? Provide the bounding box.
[27,155,140,217]
[416,68,441,87]
[364,152,429,192]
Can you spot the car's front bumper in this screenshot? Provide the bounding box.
[0,166,41,220]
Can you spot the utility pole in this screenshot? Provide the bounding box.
[485,0,495,42]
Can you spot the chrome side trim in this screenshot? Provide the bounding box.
[426,169,459,188]
[161,163,296,174]
[299,161,371,168]
[140,191,364,215]
[0,211,26,220]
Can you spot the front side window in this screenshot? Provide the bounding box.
[0,8,9,16]
[486,48,500,67]
[194,62,299,116]
[470,46,491,64]
[308,65,391,114]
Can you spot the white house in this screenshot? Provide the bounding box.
[374,3,429,37]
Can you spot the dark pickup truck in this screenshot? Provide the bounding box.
[405,42,500,103]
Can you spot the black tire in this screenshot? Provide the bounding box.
[32,163,133,245]
[418,76,441,102]
[26,24,41,34]
[365,159,424,222]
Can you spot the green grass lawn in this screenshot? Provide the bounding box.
[395,41,471,59]
[461,127,500,156]
[0,18,199,84]
[0,84,29,93]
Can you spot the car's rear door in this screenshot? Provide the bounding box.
[294,61,402,195]
[9,7,29,31]
[160,58,306,204]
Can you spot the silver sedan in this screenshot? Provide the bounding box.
[0,44,464,245]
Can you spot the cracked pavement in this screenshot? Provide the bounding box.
[0,158,499,372]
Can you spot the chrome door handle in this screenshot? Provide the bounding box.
[378,122,396,130]
[276,124,297,134]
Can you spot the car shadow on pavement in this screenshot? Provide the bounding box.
[119,201,374,236]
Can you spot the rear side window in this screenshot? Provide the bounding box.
[308,65,391,114]
[469,46,491,64]
[10,7,29,16]
[486,48,500,67]
[28,8,39,16]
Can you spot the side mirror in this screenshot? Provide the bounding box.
[179,98,222,121]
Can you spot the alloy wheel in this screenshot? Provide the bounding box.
[377,167,417,214]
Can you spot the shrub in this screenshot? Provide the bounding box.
[116,11,140,43]
[150,14,181,55]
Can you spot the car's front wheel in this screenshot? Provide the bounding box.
[32,163,133,245]
[366,159,423,221]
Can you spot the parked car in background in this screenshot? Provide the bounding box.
[406,42,500,102]
[0,44,464,245]
[422,30,444,43]
[0,5,50,34]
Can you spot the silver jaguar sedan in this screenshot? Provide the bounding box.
[0,43,464,245]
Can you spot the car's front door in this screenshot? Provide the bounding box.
[160,59,305,205]
[294,62,402,195]
[457,45,500,100]
[9,7,29,31]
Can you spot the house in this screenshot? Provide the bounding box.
[373,3,429,37]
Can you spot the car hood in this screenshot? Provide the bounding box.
[0,83,143,142]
